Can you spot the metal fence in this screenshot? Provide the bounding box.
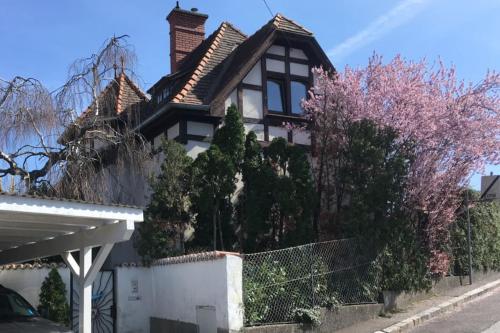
[243,239,379,326]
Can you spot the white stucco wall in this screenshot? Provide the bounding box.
[114,254,243,333]
[225,89,238,112]
[185,140,210,159]
[293,130,311,146]
[0,267,70,307]
[242,89,263,119]
[244,123,265,141]
[115,267,153,333]
[269,126,289,141]
[243,60,262,86]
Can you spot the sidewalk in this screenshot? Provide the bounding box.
[335,272,500,333]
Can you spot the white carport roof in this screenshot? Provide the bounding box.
[0,192,144,333]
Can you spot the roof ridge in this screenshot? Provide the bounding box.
[222,21,248,39]
[271,12,313,35]
[172,22,227,103]
[78,79,118,121]
[122,73,148,100]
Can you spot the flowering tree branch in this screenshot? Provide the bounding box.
[304,54,500,273]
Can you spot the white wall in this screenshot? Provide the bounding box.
[242,89,263,119]
[185,140,210,159]
[269,126,289,141]
[225,89,238,112]
[115,254,243,333]
[0,267,70,308]
[293,130,311,146]
[115,267,153,333]
[244,123,265,141]
[243,61,262,86]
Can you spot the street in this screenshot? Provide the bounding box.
[410,287,500,333]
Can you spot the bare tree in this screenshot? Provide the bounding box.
[0,36,151,204]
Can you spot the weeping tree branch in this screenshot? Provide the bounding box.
[0,35,151,203]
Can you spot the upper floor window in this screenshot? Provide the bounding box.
[291,81,307,115]
[265,44,310,116]
[267,80,285,112]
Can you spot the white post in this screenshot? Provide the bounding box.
[79,247,92,333]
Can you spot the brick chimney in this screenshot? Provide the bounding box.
[167,2,208,73]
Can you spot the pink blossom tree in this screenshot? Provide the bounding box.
[303,54,500,273]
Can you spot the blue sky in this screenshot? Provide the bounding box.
[1,0,499,188]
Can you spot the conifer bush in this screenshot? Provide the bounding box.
[38,268,70,326]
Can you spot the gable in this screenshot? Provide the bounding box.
[210,32,334,116]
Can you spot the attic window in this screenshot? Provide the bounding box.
[291,81,307,115]
[267,80,285,112]
[263,44,311,116]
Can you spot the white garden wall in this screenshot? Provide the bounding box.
[115,252,243,333]
[1,252,243,333]
[0,265,70,307]
[115,266,153,333]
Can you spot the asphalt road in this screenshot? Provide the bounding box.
[410,287,500,333]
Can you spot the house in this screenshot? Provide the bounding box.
[139,3,334,159]
[74,4,335,265]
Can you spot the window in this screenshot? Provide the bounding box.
[267,80,285,112]
[263,44,311,116]
[266,59,285,73]
[291,81,307,115]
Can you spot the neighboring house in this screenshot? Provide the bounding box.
[75,4,335,265]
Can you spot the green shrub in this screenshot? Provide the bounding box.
[243,252,339,326]
[293,307,321,327]
[38,268,70,326]
[451,192,500,274]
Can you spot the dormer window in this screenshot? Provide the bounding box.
[156,85,172,105]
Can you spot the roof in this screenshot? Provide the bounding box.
[271,13,313,36]
[81,73,146,118]
[0,192,143,264]
[151,22,246,106]
[0,262,67,270]
[0,191,142,210]
[145,13,332,118]
[62,72,148,142]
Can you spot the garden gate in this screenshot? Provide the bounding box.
[70,270,116,333]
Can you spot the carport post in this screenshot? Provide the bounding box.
[79,247,92,333]
[0,196,143,333]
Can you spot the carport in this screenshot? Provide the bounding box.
[0,193,143,333]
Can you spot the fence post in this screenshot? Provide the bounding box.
[310,243,315,308]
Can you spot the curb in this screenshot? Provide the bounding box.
[374,279,500,333]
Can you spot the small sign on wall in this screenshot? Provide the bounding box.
[131,279,139,294]
[128,279,141,301]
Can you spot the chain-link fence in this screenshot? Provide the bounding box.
[243,239,379,326]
